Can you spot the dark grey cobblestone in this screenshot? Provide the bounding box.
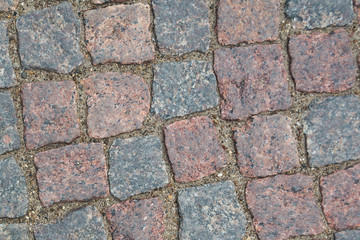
[0,224,29,240]
[0,21,15,88]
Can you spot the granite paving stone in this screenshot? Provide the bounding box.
[34,143,109,207]
[0,21,16,88]
[82,72,150,139]
[109,135,169,200]
[91,0,125,3]
[303,95,360,167]
[164,116,227,182]
[0,91,20,155]
[21,80,80,150]
[321,163,360,230]
[106,198,165,240]
[84,3,155,65]
[0,224,29,239]
[0,0,18,11]
[289,30,357,93]
[34,205,107,240]
[0,157,28,218]
[217,0,280,45]
[178,181,247,240]
[234,114,300,178]
[152,61,218,119]
[153,0,210,55]
[16,2,84,74]
[335,230,360,240]
[246,173,326,240]
[214,44,292,120]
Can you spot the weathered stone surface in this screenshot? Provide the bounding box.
[321,164,360,230]
[0,0,18,11]
[84,3,155,65]
[106,198,165,240]
[303,95,360,167]
[289,30,356,93]
[109,135,169,200]
[246,174,326,239]
[0,224,29,239]
[214,44,292,120]
[178,181,247,239]
[285,0,355,29]
[35,205,107,240]
[335,230,360,240]
[164,116,227,182]
[152,61,218,119]
[153,0,210,54]
[21,81,80,150]
[0,21,15,88]
[16,2,84,74]
[0,91,20,155]
[217,0,280,45]
[91,0,125,4]
[234,114,300,178]
[0,157,28,218]
[34,143,109,207]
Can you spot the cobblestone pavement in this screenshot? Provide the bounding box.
[0,0,360,239]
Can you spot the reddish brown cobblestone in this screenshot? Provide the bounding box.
[106,198,165,240]
[0,21,16,88]
[214,44,292,120]
[34,143,109,207]
[164,116,227,182]
[82,72,150,139]
[246,174,326,239]
[21,81,80,150]
[321,164,360,230]
[0,0,18,11]
[289,30,357,93]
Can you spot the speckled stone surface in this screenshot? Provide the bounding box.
[91,0,125,4]
[335,230,360,240]
[109,135,169,200]
[21,81,80,150]
[0,21,15,88]
[0,157,28,218]
[246,174,326,239]
[0,91,20,155]
[214,44,292,120]
[217,0,280,45]
[106,198,165,240]
[285,0,355,29]
[303,95,360,167]
[0,0,18,11]
[0,224,29,239]
[82,72,150,139]
[16,2,84,74]
[178,181,247,239]
[321,164,360,230]
[234,115,300,178]
[34,205,107,240]
[164,116,227,182]
[289,30,356,93]
[152,61,218,119]
[153,0,210,55]
[34,143,109,207]
[84,3,155,65]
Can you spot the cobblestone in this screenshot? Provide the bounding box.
[0,21,15,88]
[335,230,360,240]
[0,0,18,11]
[91,0,124,4]
[0,224,29,239]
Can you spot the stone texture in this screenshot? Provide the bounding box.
[0,0,18,11]
[246,173,326,240]
[82,72,150,139]
[178,181,247,239]
[303,95,360,167]
[34,143,109,207]
[109,135,169,200]
[106,198,165,240]
[35,205,107,240]
[153,0,210,54]
[0,21,16,88]
[217,0,280,45]
[84,3,155,65]
[214,44,292,120]
[285,0,355,29]
[21,81,80,150]
[0,157,28,218]
[234,114,300,178]
[289,30,357,93]
[0,224,29,239]
[0,91,20,155]
[16,2,84,74]
[92,0,125,4]
[164,116,227,182]
[152,61,218,119]
[335,230,360,240]
[321,164,360,230]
